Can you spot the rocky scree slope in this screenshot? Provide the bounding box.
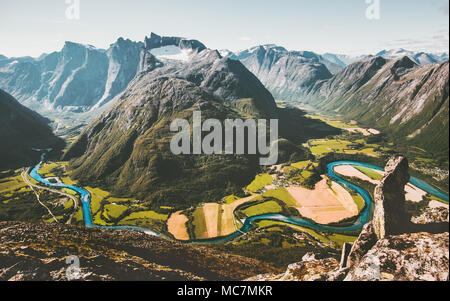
[0,221,279,281]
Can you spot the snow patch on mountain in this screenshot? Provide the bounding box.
[377,49,449,65]
[150,45,192,62]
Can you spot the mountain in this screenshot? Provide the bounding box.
[377,49,449,65]
[322,50,449,68]
[222,45,341,102]
[303,56,449,156]
[0,221,278,281]
[63,34,283,207]
[0,89,63,170]
[0,38,143,114]
[64,34,340,206]
[322,53,368,67]
[0,55,7,61]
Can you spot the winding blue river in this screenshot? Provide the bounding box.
[29,156,449,244]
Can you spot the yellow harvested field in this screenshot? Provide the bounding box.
[286,177,358,224]
[184,195,260,240]
[429,201,449,209]
[167,211,190,240]
[335,165,427,203]
[203,203,220,238]
[220,195,259,236]
[404,184,427,203]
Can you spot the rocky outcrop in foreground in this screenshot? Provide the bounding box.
[0,221,279,281]
[248,156,449,281]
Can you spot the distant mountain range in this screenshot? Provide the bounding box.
[376,49,449,66]
[219,45,339,102]
[0,89,63,169]
[0,38,143,113]
[1,36,448,163]
[322,49,449,67]
[220,46,448,102]
[1,39,447,119]
[302,56,449,156]
[321,53,368,67]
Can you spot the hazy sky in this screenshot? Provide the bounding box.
[0,0,448,57]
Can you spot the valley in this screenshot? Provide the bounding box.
[0,28,448,279]
[1,107,447,268]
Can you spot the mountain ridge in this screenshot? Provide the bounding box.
[63,34,284,206]
[302,56,449,157]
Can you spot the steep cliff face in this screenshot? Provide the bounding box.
[223,45,337,101]
[0,221,279,281]
[372,157,410,239]
[0,38,143,113]
[304,57,449,156]
[248,156,449,281]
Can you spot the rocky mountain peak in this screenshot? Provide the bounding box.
[143,32,206,53]
[391,56,417,71]
[373,156,410,239]
[62,41,95,53]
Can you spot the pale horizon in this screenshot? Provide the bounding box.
[0,0,449,58]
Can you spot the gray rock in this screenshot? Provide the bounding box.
[0,39,144,113]
[339,242,353,268]
[224,45,338,101]
[373,156,410,239]
[412,207,449,225]
[302,252,316,262]
[344,232,449,281]
[347,222,378,268]
[302,57,449,155]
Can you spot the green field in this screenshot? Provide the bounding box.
[309,138,378,157]
[246,173,273,193]
[352,194,366,212]
[242,201,283,217]
[291,160,311,170]
[122,210,168,221]
[309,139,354,155]
[86,187,109,214]
[103,204,128,220]
[256,220,357,248]
[223,195,240,204]
[353,165,383,181]
[262,188,298,207]
[0,174,27,194]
